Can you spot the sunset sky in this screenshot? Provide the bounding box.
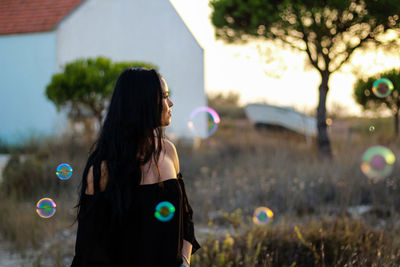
[170,0,400,116]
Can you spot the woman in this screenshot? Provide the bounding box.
[71,67,200,267]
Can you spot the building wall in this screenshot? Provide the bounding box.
[0,32,66,144]
[56,0,206,139]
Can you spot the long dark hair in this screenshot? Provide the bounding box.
[75,67,164,224]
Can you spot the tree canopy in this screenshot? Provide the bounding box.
[211,0,400,155]
[46,57,157,125]
[354,68,400,136]
[211,0,400,69]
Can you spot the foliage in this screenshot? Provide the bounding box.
[191,217,400,266]
[210,0,400,63]
[45,57,157,124]
[0,194,73,252]
[354,68,400,112]
[210,0,400,155]
[2,153,55,200]
[0,138,11,153]
[354,68,400,135]
[0,135,48,154]
[0,135,86,201]
[0,134,86,252]
[207,91,246,119]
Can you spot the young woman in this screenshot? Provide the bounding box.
[71,68,200,267]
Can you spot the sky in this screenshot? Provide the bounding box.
[170,0,400,116]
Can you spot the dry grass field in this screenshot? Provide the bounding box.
[0,115,400,266]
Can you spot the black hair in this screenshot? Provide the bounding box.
[74,67,164,224]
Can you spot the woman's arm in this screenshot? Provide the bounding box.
[182,240,193,265]
[166,140,193,264]
[165,138,200,264]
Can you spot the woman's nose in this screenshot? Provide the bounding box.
[168,99,173,107]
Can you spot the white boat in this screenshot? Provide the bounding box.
[244,103,317,137]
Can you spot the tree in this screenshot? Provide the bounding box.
[208,91,246,119]
[46,57,157,131]
[210,0,400,156]
[354,68,400,136]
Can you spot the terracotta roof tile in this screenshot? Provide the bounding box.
[0,0,84,35]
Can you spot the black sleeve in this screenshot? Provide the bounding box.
[71,194,113,266]
[179,178,201,253]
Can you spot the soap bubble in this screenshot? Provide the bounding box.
[369,125,375,132]
[253,207,274,225]
[361,146,396,180]
[154,201,175,222]
[188,106,221,139]
[372,78,394,98]
[56,163,73,180]
[36,198,56,218]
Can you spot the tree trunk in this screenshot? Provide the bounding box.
[317,72,332,157]
[394,106,399,137]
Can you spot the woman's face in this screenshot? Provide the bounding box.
[160,77,173,126]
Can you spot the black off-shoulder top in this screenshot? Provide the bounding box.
[71,172,200,267]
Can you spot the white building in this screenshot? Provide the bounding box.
[0,0,205,144]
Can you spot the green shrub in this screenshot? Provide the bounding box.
[0,195,73,251]
[0,135,85,251]
[2,153,62,200]
[191,217,400,267]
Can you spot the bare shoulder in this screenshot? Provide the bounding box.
[163,138,180,173]
[85,161,108,195]
[163,138,177,155]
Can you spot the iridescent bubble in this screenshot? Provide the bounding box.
[369,125,375,132]
[188,106,221,139]
[361,146,396,180]
[56,163,73,180]
[154,201,175,222]
[372,78,394,98]
[252,207,274,225]
[36,198,56,218]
